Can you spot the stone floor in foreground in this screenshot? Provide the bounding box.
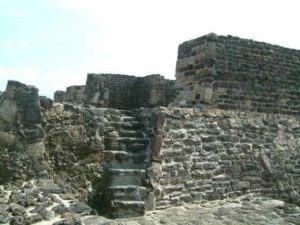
[84,194,300,225]
[1,180,300,225]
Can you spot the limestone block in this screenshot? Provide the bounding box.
[53,103,64,115]
[39,96,53,109]
[0,98,18,123]
[22,102,42,123]
[204,88,213,103]
[231,181,250,191]
[0,131,17,145]
[26,141,46,159]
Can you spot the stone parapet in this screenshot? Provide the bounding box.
[54,74,176,110]
[172,33,300,115]
[85,74,176,109]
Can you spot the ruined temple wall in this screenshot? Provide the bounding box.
[0,81,46,181]
[136,75,176,108]
[84,74,138,108]
[0,81,42,127]
[85,74,176,109]
[65,85,86,104]
[54,90,66,103]
[173,34,300,115]
[152,108,300,209]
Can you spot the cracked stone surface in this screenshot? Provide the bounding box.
[1,181,300,225]
[82,194,300,225]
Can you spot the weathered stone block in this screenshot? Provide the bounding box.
[191,171,213,180]
[162,163,181,172]
[203,162,216,170]
[202,143,223,152]
[231,180,250,190]
[201,136,217,142]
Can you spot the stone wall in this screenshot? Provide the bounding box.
[65,85,86,104]
[54,90,66,103]
[150,108,300,209]
[84,73,176,109]
[0,81,46,182]
[137,75,176,109]
[2,33,300,218]
[44,103,109,200]
[0,81,42,129]
[54,74,175,109]
[1,80,300,215]
[54,86,85,104]
[172,33,300,115]
[85,74,135,108]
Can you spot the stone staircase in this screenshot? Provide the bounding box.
[103,114,150,218]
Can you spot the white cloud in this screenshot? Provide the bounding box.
[50,0,300,80]
[0,65,39,95]
[0,66,37,77]
[0,8,27,17]
[1,41,30,50]
[17,41,30,50]
[2,41,14,49]
[41,69,87,93]
[51,0,300,49]
[0,65,87,98]
[1,0,296,98]
[0,66,38,87]
[50,0,188,78]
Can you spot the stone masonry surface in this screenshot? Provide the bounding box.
[54,74,176,109]
[1,33,300,224]
[172,33,300,115]
[54,90,66,103]
[85,74,175,109]
[154,108,300,209]
[65,85,86,104]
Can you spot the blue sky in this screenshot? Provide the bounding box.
[1,0,300,98]
[0,0,102,96]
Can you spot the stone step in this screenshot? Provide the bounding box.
[118,137,149,145]
[103,150,147,169]
[110,169,147,186]
[122,121,144,130]
[119,129,145,138]
[122,117,135,122]
[103,150,130,161]
[110,200,145,218]
[109,185,147,201]
[104,137,149,151]
[108,121,143,130]
[126,143,149,152]
[104,138,120,150]
[120,109,137,117]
